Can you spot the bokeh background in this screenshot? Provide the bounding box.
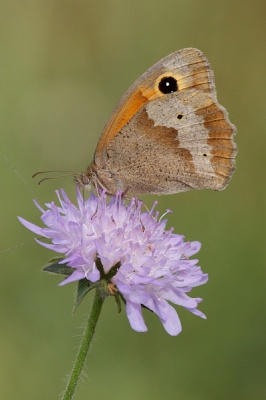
[0,1,265,399]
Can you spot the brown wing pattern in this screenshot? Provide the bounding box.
[94,48,218,166]
[103,87,236,195]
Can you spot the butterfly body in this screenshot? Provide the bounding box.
[78,48,237,196]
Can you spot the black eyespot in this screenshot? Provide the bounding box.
[177,114,183,120]
[203,153,207,157]
[158,76,178,94]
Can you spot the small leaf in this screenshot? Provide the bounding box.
[42,261,75,276]
[114,293,122,313]
[72,279,98,314]
[47,256,65,264]
[119,292,126,305]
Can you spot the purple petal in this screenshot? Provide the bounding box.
[35,238,67,253]
[85,264,100,282]
[58,269,85,286]
[185,306,207,319]
[18,217,47,237]
[126,301,147,332]
[157,301,182,336]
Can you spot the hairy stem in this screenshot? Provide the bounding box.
[61,289,104,400]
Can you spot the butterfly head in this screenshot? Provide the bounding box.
[75,168,93,191]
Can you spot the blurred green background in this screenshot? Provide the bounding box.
[0,1,265,399]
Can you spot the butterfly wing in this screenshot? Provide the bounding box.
[92,48,237,195]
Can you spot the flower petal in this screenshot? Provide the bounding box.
[18,217,47,237]
[157,301,182,336]
[126,301,148,332]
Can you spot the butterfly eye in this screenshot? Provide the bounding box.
[158,76,178,94]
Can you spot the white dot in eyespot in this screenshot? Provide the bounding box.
[166,82,170,86]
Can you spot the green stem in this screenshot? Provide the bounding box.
[61,289,104,400]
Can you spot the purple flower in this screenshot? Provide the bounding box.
[19,189,208,336]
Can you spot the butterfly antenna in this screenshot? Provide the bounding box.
[32,170,80,185]
[32,170,80,178]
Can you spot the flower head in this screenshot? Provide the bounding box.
[19,189,208,336]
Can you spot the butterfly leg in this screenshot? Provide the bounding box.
[121,186,131,198]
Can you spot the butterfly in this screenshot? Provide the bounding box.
[78,48,237,196]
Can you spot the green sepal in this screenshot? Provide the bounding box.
[72,279,98,314]
[119,292,126,305]
[42,258,75,277]
[47,256,65,264]
[97,279,113,299]
[114,292,122,313]
[73,279,123,314]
